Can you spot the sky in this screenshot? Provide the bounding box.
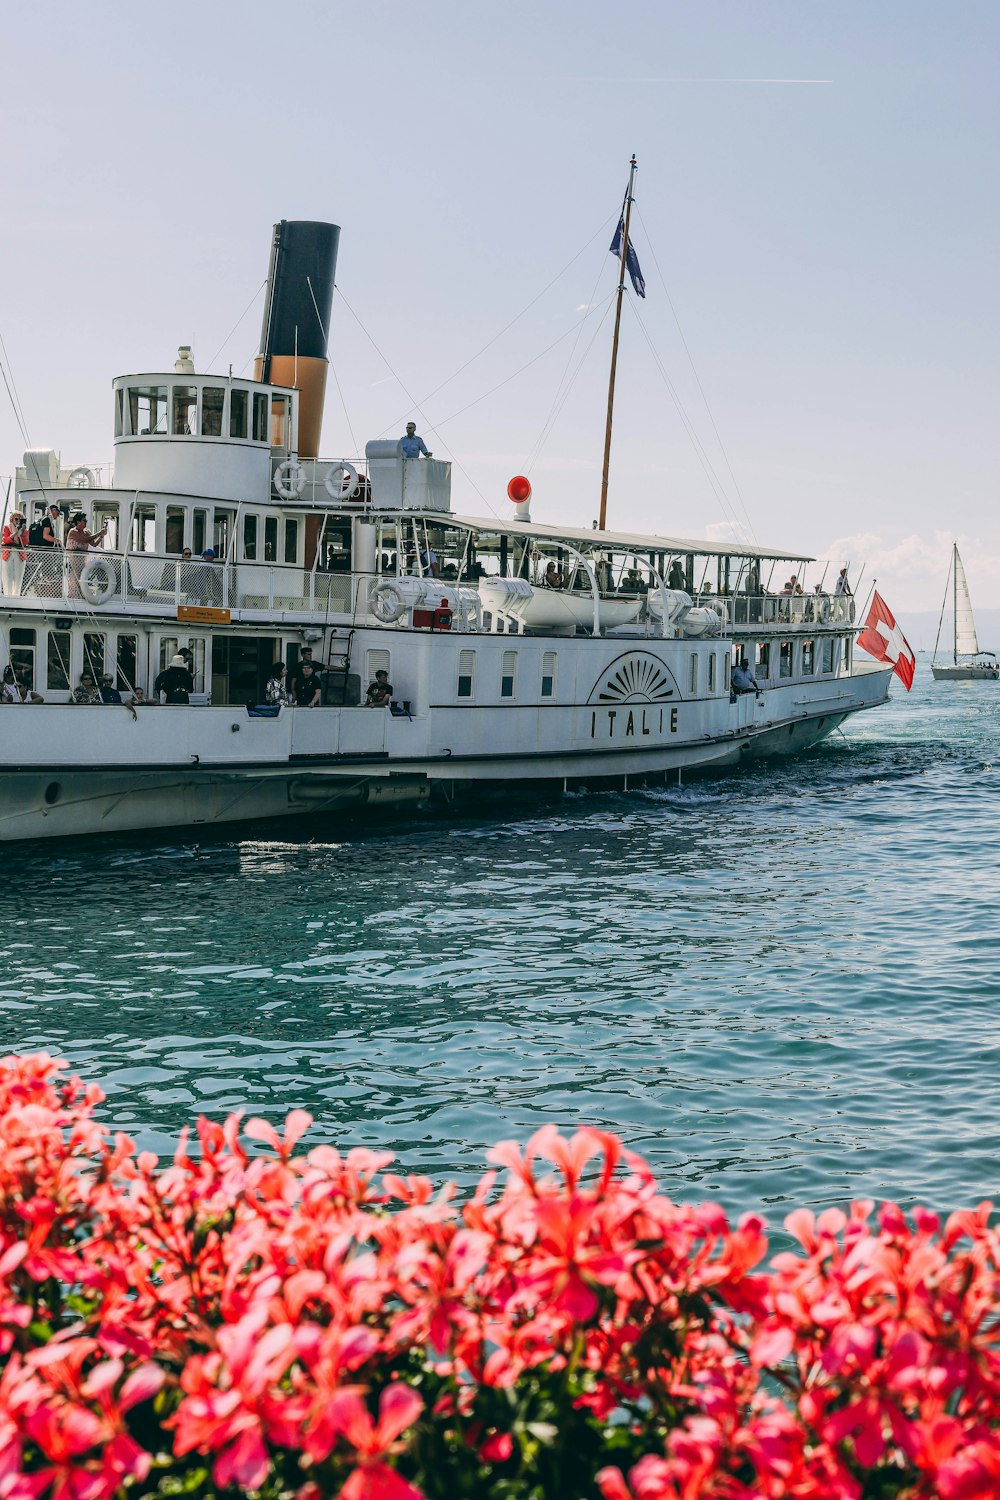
[1,1,998,619]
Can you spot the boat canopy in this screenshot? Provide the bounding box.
[448,513,812,564]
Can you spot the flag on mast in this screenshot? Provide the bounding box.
[609,218,646,298]
[857,592,916,690]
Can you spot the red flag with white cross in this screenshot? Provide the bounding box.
[857,591,915,690]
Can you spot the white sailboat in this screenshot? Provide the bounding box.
[931,544,999,681]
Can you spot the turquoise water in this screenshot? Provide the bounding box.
[3,658,999,1219]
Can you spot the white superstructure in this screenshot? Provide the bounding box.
[0,222,892,843]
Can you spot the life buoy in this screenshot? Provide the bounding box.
[274,459,306,499]
[79,557,118,605]
[324,462,360,501]
[67,466,96,489]
[371,581,406,624]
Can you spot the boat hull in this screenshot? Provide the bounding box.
[930,664,999,681]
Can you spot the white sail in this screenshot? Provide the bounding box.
[954,547,980,657]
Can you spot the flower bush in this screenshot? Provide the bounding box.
[0,1053,999,1499]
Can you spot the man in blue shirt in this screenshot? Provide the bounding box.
[400,422,432,459]
[730,656,762,703]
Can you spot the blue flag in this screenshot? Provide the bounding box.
[609,217,646,298]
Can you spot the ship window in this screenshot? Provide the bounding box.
[756,641,770,677]
[252,392,269,443]
[213,509,234,558]
[541,650,556,698]
[501,649,516,699]
[458,649,475,699]
[159,637,178,672]
[172,386,196,436]
[724,655,731,691]
[128,385,168,436]
[243,514,258,561]
[708,653,717,691]
[9,628,35,690]
[270,394,289,450]
[201,387,225,438]
[366,649,390,682]
[165,506,185,556]
[192,510,208,555]
[802,639,815,675]
[230,388,248,439]
[46,630,71,691]
[114,388,124,438]
[264,517,278,562]
[843,636,852,672]
[189,638,206,691]
[689,654,698,694]
[116,634,138,694]
[131,502,156,552]
[83,632,105,681]
[779,641,793,678]
[284,519,299,564]
[822,638,835,673]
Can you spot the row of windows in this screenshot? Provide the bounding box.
[117,384,291,447]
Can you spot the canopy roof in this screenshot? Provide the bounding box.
[447,512,813,564]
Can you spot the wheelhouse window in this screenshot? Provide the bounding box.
[192,510,208,556]
[172,386,196,435]
[802,639,815,675]
[201,387,225,437]
[270,394,290,450]
[128,385,168,436]
[243,514,258,561]
[131,503,156,552]
[501,650,516,699]
[541,650,556,698]
[114,388,124,438]
[252,392,269,442]
[458,649,475,699]
[213,509,234,559]
[822,638,835,673]
[264,517,278,562]
[165,506,185,555]
[779,641,793,678]
[229,388,248,439]
[46,630,71,691]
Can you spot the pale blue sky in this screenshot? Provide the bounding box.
[2,2,998,613]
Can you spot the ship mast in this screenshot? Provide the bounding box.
[599,154,638,532]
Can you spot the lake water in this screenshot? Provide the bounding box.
[3,657,998,1220]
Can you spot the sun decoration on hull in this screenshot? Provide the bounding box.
[587,652,680,705]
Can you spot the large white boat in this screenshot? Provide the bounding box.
[0,217,891,842]
[930,543,998,682]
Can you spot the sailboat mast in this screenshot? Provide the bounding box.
[598,154,638,532]
[953,541,958,665]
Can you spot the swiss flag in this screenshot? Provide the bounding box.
[857,591,915,691]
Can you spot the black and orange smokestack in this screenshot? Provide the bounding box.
[255,220,340,460]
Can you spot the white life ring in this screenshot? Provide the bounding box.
[67,466,96,489]
[274,459,306,499]
[79,557,118,605]
[324,462,359,501]
[371,581,406,624]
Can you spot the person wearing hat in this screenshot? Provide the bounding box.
[99,673,123,704]
[1,511,29,597]
[153,654,194,705]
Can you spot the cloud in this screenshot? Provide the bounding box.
[704,519,744,545]
[814,530,1000,611]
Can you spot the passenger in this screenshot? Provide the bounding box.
[544,561,565,589]
[400,422,432,459]
[365,669,393,708]
[265,661,288,706]
[192,548,222,606]
[287,647,317,701]
[99,674,123,704]
[419,545,439,578]
[1,512,29,597]
[730,656,763,703]
[667,559,686,591]
[292,661,321,707]
[65,512,109,598]
[153,654,194,705]
[834,567,852,596]
[41,504,64,547]
[71,671,102,705]
[625,567,645,593]
[1,665,22,702]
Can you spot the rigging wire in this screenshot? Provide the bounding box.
[523,297,617,475]
[624,296,751,544]
[0,330,32,449]
[204,280,268,374]
[633,207,757,543]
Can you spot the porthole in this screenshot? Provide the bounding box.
[44,782,61,805]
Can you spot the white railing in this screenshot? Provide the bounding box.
[699,593,856,628]
[0,549,352,617]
